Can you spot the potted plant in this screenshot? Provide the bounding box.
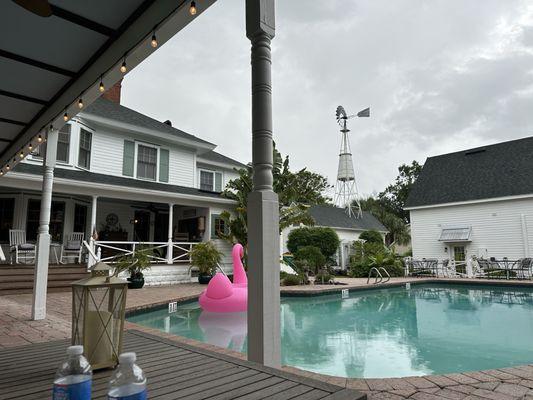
[190,241,223,284]
[114,247,151,289]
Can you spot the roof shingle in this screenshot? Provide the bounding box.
[309,205,387,232]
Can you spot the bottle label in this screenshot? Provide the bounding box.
[108,389,147,400]
[53,380,91,400]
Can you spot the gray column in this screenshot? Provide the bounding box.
[31,128,58,320]
[246,0,280,368]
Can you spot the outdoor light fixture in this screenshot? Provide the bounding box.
[63,111,69,121]
[189,1,197,15]
[19,151,24,158]
[5,165,10,171]
[78,98,83,109]
[37,134,43,143]
[99,79,105,93]
[71,262,128,370]
[28,143,33,151]
[151,32,158,48]
[120,59,127,73]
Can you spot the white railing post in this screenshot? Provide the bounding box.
[31,127,58,320]
[167,203,174,265]
[466,257,473,278]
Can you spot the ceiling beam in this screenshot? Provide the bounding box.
[50,5,117,38]
[0,138,12,143]
[0,117,26,126]
[0,49,76,77]
[0,89,47,105]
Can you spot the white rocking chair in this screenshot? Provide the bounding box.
[9,229,36,264]
[60,232,84,264]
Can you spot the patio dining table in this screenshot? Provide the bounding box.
[483,259,521,280]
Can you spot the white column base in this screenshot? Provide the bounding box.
[31,233,51,320]
[247,190,281,368]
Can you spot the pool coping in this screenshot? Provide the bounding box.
[124,279,533,399]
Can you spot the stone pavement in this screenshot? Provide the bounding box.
[3,278,533,399]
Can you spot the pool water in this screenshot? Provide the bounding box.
[127,283,533,378]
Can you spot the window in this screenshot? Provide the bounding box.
[56,124,71,163]
[453,246,466,262]
[26,199,65,242]
[73,204,88,234]
[78,128,92,169]
[137,144,157,180]
[200,170,223,192]
[211,214,228,238]
[0,198,15,243]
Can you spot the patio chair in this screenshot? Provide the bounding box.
[9,229,36,264]
[411,259,438,277]
[516,258,533,280]
[60,232,84,264]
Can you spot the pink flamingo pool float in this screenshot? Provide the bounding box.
[199,243,247,313]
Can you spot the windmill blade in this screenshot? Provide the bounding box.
[336,105,347,120]
[357,107,370,117]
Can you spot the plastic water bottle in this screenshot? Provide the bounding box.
[53,345,92,400]
[108,352,147,400]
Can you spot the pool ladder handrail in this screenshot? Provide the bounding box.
[367,267,391,284]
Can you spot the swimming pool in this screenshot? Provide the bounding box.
[127,283,533,378]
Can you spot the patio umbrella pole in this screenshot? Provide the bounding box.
[31,127,58,320]
[245,0,281,368]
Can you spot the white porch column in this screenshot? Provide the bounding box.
[31,128,58,320]
[246,0,281,368]
[88,195,98,268]
[167,203,174,264]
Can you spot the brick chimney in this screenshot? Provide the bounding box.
[102,79,122,104]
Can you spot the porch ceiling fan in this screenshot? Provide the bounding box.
[12,0,52,17]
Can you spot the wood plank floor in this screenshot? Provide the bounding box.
[0,330,365,400]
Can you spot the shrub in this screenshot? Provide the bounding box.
[189,241,223,275]
[314,270,332,284]
[294,246,326,274]
[349,259,405,278]
[282,274,301,286]
[287,227,340,259]
[359,230,384,244]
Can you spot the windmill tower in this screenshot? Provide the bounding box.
[334,105,370,218]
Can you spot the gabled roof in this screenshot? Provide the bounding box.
[12,163,226,200]
[406,136,533,208]
[309,205,387,232]
[83,98,214,147]
[198,150,247,169]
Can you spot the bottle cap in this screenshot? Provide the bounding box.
[119,352,136,364]
[66,345,84,356]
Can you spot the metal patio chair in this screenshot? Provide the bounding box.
[515,258,533,280]
[60,232,84,264]
[9,229,36,264]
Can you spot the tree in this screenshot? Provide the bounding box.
[294,246,326,274]
[359,229,384,244]
[359,197,410,246]
[219,144,331,249]
[286,226,340,260]
[378,160,422,223]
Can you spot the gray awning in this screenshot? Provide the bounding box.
[438,226,472,242]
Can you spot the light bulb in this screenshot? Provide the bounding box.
[19,151,24,158]
[28,143,33,151]
[6,165,10,170]
[151,34,158,48]
[99,81,105,92]
[78,98,83,108]
[120,60,127,73]
[63,112,68,121]
[189,1,197,15]
[37,135,43,143]
[0,171,3,176]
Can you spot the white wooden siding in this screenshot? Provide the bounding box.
[410,198,533,260]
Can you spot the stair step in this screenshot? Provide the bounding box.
[0,273,89,282]
[0,280,81,290]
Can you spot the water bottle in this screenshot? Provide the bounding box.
[53,345,92,400]
[108,352,147,400]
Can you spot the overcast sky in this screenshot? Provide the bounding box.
[123,0,533,198]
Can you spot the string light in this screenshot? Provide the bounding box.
[78,98,83,109]
[0,171,3,176]
[189,1,197,15]
[37,134,43,143]
[28,143,33,151]
[151,32,158,48]
[120,59,127,73]
[63,111,69,121]
[6,165,10,171]
[19,151,24,159]
[99,78,105,93]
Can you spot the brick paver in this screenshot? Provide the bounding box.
[3,279,533,399]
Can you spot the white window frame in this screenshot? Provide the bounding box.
[77,125,94,171]
[134,141,160,182]
[199,169,223,192]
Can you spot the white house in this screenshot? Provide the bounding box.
[0,83,244,284]
[405,136,533,262]
[281,205,387,270]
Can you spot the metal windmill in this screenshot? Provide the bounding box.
[334,105,370,218]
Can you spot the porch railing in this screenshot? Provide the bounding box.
[86,240,198,267]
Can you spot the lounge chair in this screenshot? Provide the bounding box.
[9,229,36,264]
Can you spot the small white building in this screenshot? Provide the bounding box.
[406,137,533,262]
[281,205,387,270]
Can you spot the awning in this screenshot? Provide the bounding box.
[438,226,472,242]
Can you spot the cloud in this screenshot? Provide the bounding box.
[124,0,533,198]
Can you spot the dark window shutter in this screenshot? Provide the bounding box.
[122,140,135,176]
[214,172,223,192]
[211,214,219,238]
[159,148,169,182]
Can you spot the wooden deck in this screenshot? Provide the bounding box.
[0,330,365,399]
